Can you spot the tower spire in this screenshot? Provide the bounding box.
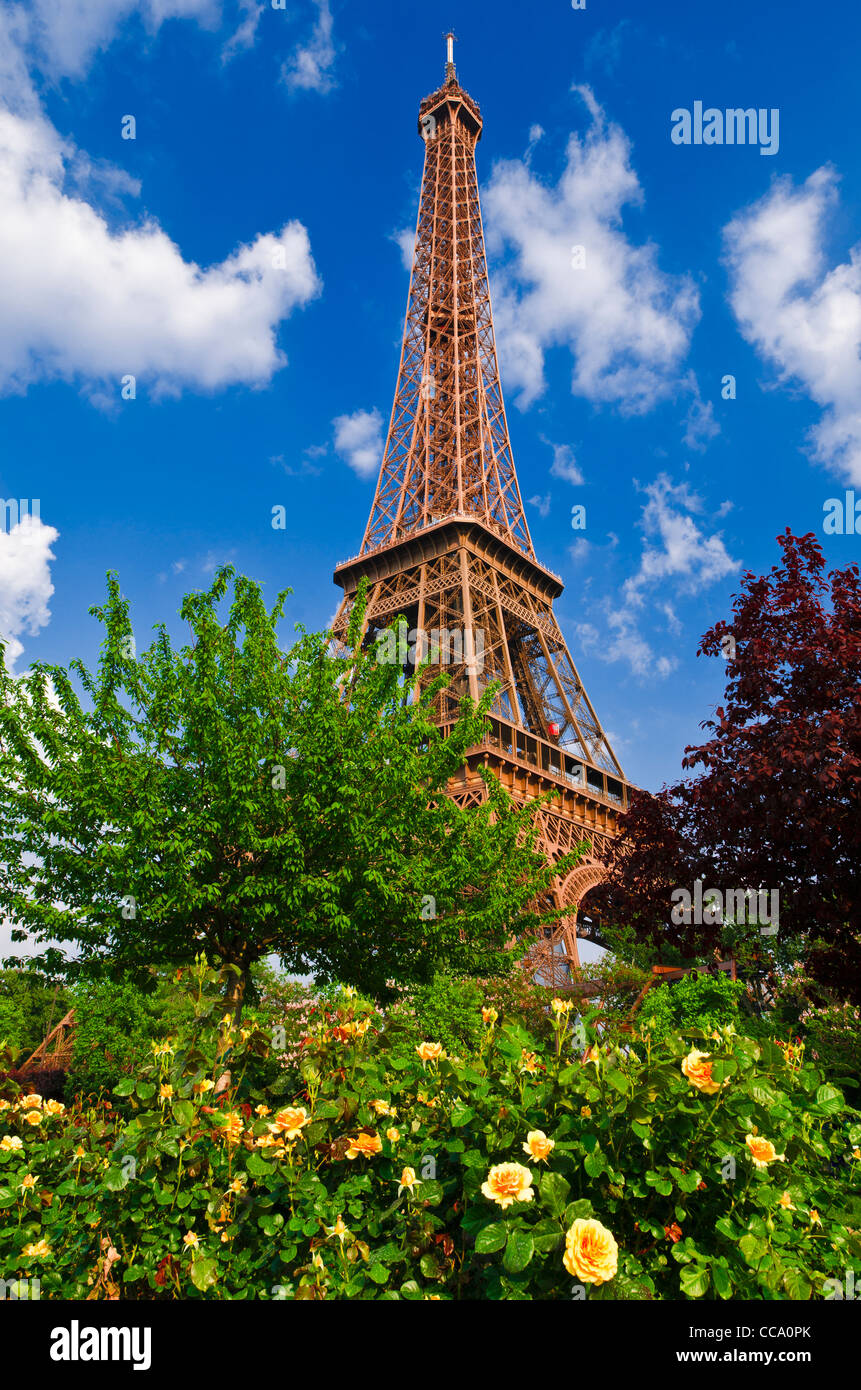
[445,30,457,83]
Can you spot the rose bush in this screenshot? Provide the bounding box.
[0,959,858,1300]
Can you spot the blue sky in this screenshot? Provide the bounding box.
[1,0,860,799]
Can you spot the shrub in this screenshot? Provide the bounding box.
[638,970,745,1043]
[0,960,858,1301]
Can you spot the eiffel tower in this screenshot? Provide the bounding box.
[332,36,630,986]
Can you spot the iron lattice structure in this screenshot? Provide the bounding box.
[332,44,630,987]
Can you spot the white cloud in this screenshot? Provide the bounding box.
[0,107,320,398]
[391,226,416,273]
[548,441,584,486]
[623,473,738,606]
[221,0,263,63]
[681,374,720,451]
[528,493,551,518]
[724,167,861,484]
[0,512,59,671]
[282,0,336,95]
[27,0,220,80]
[483,86,700,411]
[574,474,738,679]
[333,408,383,480]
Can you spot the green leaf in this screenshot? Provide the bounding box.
[711,1264,733,1299]
[816,1084,843,1115]
[539,1169,571,1218]
[103,1164,130,1192]
[400,1279,422,1300]
[532,1218,564,1254]
[450,1102,474,1128]
[368,1262,389,1285]
[191,1258,217,1292]
[606,1068,628,1095]
[475,1221,507,1254]
[564,1199,594,1224]
[782,1267,812,1300]
[740,1233,766,1268]
[258,1213,284,1236]
[503,1228,534,1274]
[171,1100,194,1128]
[136,1080,156,1102]
[113,1077,136,1097]
[680,1263,710,1298]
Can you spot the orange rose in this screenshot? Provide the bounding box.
[415,1042,444,1063]
[19,1094,42,1111]
[519,1050,539,1075]
[563,1218,618,1286]
[481,1162,534,1209]
[680,1049,724,1096]
[222,1112,244,1145]
[346,1132,383,1160]
[745,1134,785,1168]
[269,1106,310,1140]
[522,1130,555,1163]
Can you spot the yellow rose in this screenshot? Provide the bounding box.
[371,1099,394,1117]
[193,1078,214,1096]
[745,1134,785,1169]
[24,1111,42,1126]
[346,1132,383,1160]
[44,1100,65,1115]
[680,1050,724,1096]
[415,1042,444,1063]
[19,1094,42,1110]
[269,1106,309,1140]
[0,1135,23,1152]
[522,1130,555,1163]
[22,1239,51,1259]
[519,1050,539,1076]
[563,1218,618,1286]
[222,1112,244,1145]
[325,1215,350,1243]
[481,1162,534,1210]
[398,1166,421,1195]
[386,1127,400,1144]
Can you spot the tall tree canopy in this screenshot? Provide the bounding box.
[0,569,582,1007]
[597,531,861,1000]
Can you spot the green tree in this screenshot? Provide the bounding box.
[0,968,70,1061]
[0,569,582,1013]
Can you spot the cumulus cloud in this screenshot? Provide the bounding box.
[0,512,59,671]
[623,474,738,606]
[548,441,584,486]
[333,408,383,480]
[574,474,738,679]
[282,0,337,95]
[0,2,322,402]
[528,493,551,519]
[0,107,320,398]
[483,86,700,411]
[724,167,861,484]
